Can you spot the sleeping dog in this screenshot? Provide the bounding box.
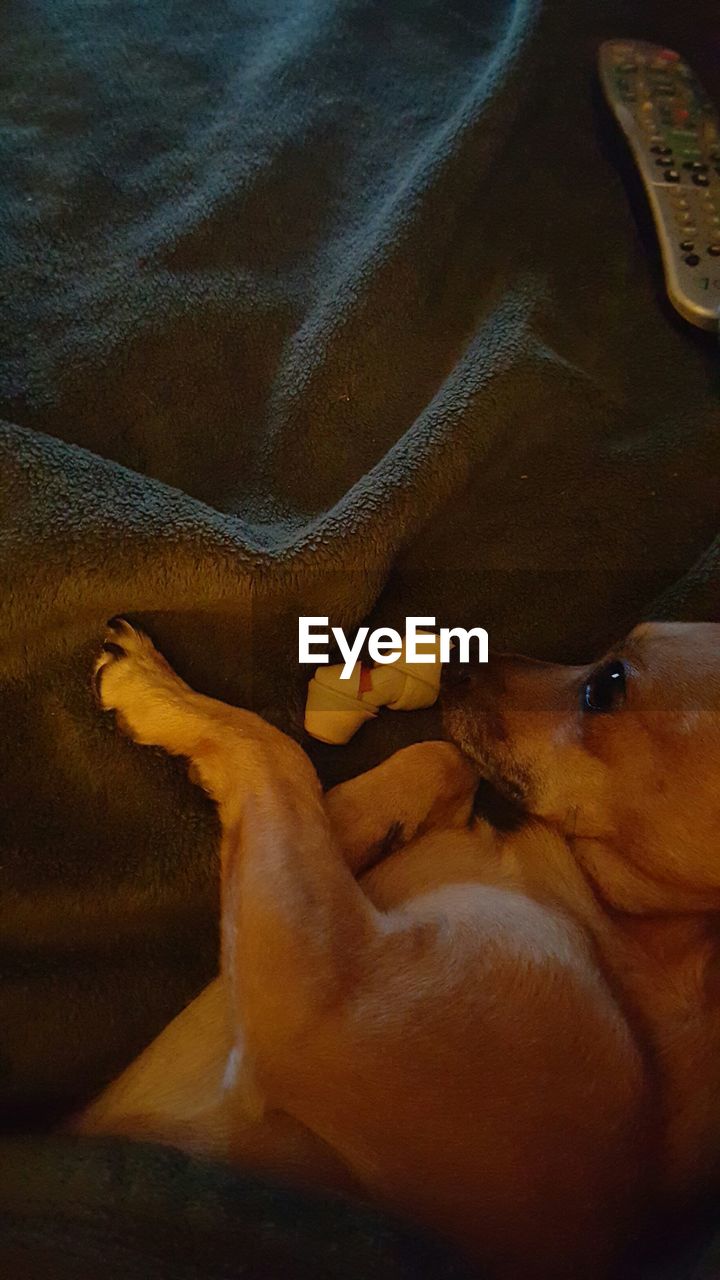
[76,619,720,1279]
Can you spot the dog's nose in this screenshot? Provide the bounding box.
[441,662,474,689]
[440,660,501,718]
[439,663,476,708]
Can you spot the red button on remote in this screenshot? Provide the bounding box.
[659,49,680,62]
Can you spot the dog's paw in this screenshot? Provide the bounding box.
[94,618,184,744]
[94,618,162,704]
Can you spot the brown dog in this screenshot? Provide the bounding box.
[76,619,720,1279]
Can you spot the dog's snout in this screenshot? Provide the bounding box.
[441,662,474,691]
[440,662,489,712]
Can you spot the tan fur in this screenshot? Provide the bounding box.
[73,620,720,1278]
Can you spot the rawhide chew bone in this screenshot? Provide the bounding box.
[304,631,445,745]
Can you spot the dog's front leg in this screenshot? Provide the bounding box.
[95,621,386,1085]
[325,742,479,875]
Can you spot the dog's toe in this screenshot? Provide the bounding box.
[101,641,126,659]
[93,618,154,706]
[104,617,145,652]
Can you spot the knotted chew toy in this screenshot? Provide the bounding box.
[304,631,445,744]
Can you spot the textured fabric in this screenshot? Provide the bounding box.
[1,0,720,1271]
[0,1136,476,1279]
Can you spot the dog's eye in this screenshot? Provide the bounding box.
[583,660,627,714]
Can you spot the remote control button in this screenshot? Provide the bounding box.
[658,49,680,62]
[679,240,695,251]
[618,62,638,73]
[684,254,700,265]
[651,144,672,154]
[656,156,673,167]
[664,170,681,182]
[708,245,720,255]
[693,172,710,186]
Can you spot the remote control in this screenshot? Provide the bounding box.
[598,39,720,331]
